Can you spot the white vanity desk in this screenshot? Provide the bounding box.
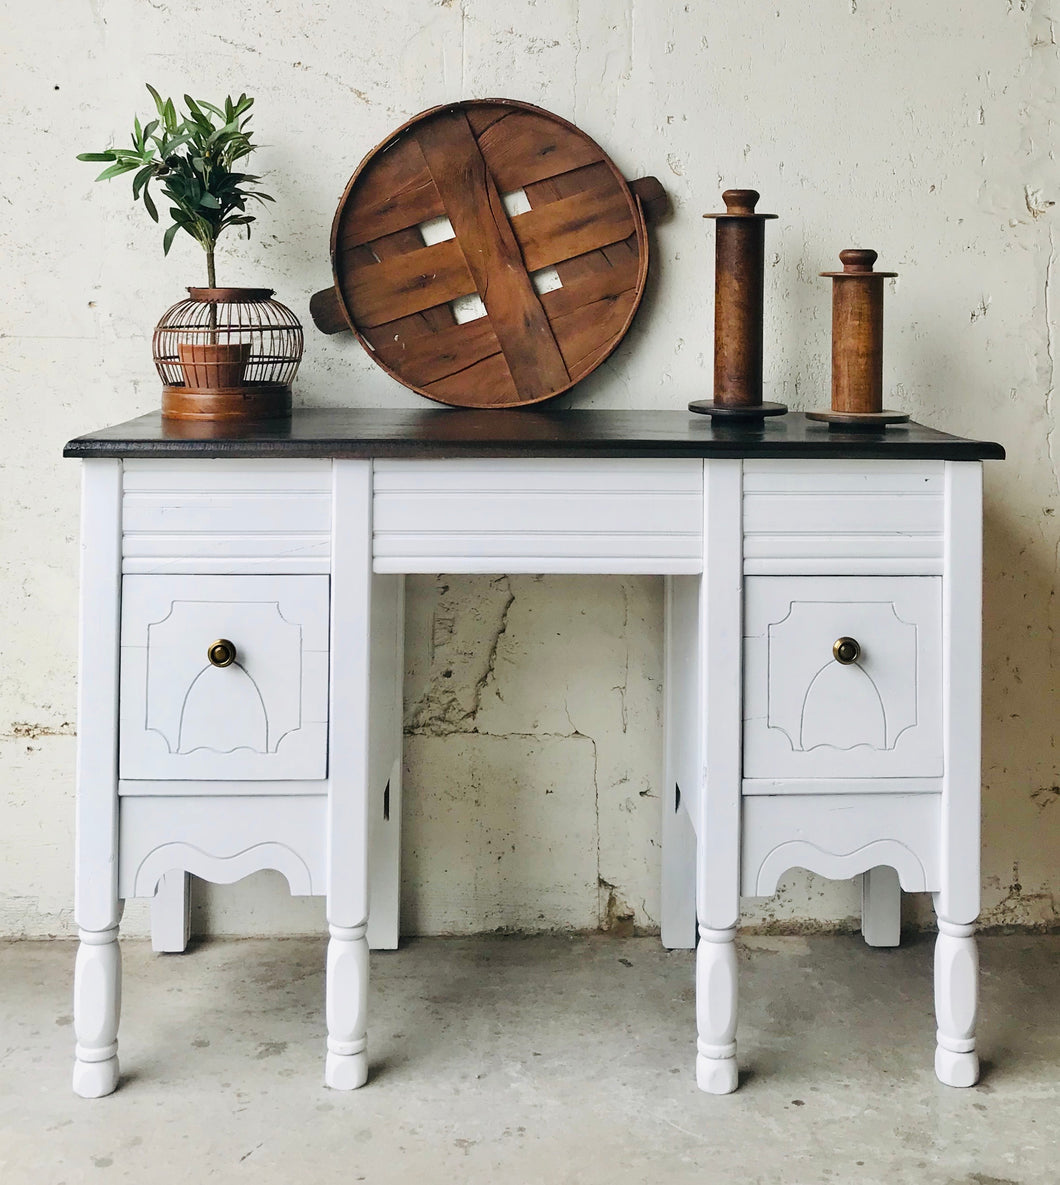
[63,407,1003,1098]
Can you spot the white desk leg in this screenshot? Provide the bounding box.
[696,460,743,1094]
[325,460,373,1089]
[151,871,191,953]
[662,576,699,950]
[933,461,982,1088]
[73,460,123,1098]
[933,909,979,1087]
[861,866,901,948]
[73,922,122,1098]
[367,573,404,951]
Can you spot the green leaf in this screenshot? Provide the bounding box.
[132,164,154,198]
[158,132,194,155]
[199,193,221,208]
[146,83,166,116]
[77,151,116,161]
[162,222,180,255]
[94,160,140,181]
[143,186,158,222]
[163,98,177,134]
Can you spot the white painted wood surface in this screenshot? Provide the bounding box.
[741,793,941,897]
[325,460,373,1088]
[930,461,984,1086]
[742,776,942,796]
[661,575,699,950]
[372,458,703,573]
[366,574,404,951]
[696,460,743,1093]
[120,574,330,781]
[696,926,739,1095]
[743,576,943,779]
[72,924,122,1099]
[118,796,327,899]
[122,460,331,575]
[74,453,987,1095]
[861,866,902,948]
[933,916,980,1087]
[743,461,944,576]
[73,460,124,1098]
[150,870,191,953]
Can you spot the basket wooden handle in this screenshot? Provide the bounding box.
[309,288,348,335]
[629,176,669,224]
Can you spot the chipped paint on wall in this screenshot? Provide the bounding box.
[1,0,1058,937]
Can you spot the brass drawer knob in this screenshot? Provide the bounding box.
[833,636,861,665]
[207,639,237,668]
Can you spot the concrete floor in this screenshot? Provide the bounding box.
[1,934,1057,1185]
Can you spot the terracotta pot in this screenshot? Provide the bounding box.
[177,340,252,391]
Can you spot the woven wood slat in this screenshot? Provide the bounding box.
[354,228,455,334]
[367,316,503,388]
[336,137,443,251]
[412,109,571,402]
[348,237,472,329]
[347,179,636,331]
[424,350,519,405]
[474,109,605,194]
[363,254,644,389]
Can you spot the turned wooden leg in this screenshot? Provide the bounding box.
[696,925,738,1094]
[933,913,979,1087]
[72,924,122,1098]
[325,922,369,1090]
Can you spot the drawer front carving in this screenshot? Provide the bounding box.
[372,459,703,573]
[120,575,329,781]
[743,576,942,779]
[122,459,332,574]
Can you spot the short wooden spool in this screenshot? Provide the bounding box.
[311,100,667,408]
[807,249,908,430]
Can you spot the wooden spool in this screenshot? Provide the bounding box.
[807,249,909,429]
[310,100,667,408]
[689,189,786,420]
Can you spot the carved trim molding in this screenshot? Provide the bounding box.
[133,841,317,898]
[752,839,928,896]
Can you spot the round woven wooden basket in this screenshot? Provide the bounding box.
[311,99,662,409]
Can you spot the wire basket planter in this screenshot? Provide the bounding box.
[153,288,303,421]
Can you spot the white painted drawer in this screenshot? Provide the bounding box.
[119,575,330,781]
[743,576,942,779]
[372,459,703,573]
[742,460,944,575]
[121,459,332,574]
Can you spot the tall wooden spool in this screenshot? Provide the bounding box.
[310,100,667,408]
[807,249,909,428]
[689,188,786,419]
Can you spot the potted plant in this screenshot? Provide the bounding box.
[78,86,302,421]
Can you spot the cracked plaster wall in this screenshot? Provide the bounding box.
[0,1,1057,937]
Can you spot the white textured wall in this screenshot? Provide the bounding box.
[1,1,1056,938]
